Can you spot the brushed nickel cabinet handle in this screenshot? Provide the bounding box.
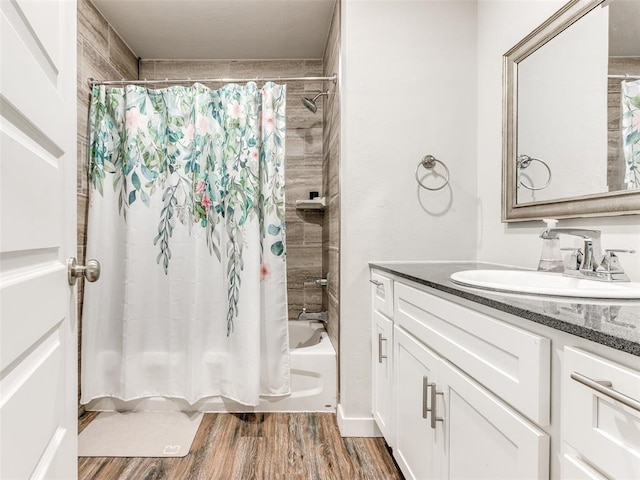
[370,279,384,287]
[430,382,444,429]
[571,372,640,412]
[378,334,387,363]
[422,376,430,419]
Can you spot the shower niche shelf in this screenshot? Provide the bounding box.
[295,197,326,211]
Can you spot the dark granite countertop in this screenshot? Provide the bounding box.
[369,261,640,357]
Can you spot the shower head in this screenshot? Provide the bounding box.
[302,96,318,113]
[301,91,329,113]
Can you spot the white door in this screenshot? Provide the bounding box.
[439,360,549,480]
[1,0,78,478]
[394,326,439,480]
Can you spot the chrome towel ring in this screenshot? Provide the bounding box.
[415,155,450,191]
[517,154,552,191]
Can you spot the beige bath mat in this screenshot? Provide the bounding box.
[78,411,203,457]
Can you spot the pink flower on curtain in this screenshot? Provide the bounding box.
[195,180,205,193]
[125,108,147,131]
[228,101,245,120]
[201,192,212,211]
[260,263,271,281]
[196,115,213,134]
[183,123,195,142]
[263,111,276,133]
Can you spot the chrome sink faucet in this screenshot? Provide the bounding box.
[539,228,634,282]
[540,228,602,272]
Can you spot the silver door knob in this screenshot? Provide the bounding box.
[67,257,101,285]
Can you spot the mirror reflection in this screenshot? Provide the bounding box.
[515,0,640,205]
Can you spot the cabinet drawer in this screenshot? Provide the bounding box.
[562,347,640,480]
[394,282,550,425]
[371,271,393,317]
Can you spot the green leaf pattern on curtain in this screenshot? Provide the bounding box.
[88,82,286,335]
[622,79,640,189]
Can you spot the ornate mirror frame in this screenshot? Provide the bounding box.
[502,0,640,222]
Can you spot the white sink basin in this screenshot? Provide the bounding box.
[450,270,640,299]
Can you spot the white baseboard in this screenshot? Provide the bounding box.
[336,404,382,437]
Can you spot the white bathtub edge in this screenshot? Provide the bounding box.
[292,332,334,355]
[336,403,383,438]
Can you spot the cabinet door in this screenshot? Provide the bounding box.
[563,347,640,480]
[373,310,393,443]
[394,326,439,480]
[438,360,549,480]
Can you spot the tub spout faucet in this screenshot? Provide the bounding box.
[540,228,631,282]
[297,309,328,323]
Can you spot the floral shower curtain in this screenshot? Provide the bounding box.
[622,79,640,189]
[81,82,290,406]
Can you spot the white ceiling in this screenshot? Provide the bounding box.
[91,0,336,60]
[92,0,638,61]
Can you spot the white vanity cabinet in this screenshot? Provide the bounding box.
[371,266,640,480]
[371,270,551,480]
[561,347,640,479]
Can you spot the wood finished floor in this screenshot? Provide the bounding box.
[78,411,404,480]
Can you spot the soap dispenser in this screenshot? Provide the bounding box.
[538,219,564,272]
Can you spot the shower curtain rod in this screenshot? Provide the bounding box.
[608,74,640,79]
[87,74,337,88]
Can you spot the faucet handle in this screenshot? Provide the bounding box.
[561,248,582,270]
[604,249,636,255]
[596,249,636,275]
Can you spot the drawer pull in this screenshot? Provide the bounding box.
[430,382,444,429]
[422,376,430,419]
[370,279,384,287]
[571,372,640,413]
[378,333,387,363]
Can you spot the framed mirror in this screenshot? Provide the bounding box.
[502,0,640,222]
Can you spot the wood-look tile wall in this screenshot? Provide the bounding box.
[608,57,640,191]
[77,0,138,413]
[322,1,341,357]
[138,59,325,321]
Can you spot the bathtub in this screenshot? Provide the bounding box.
[86,320,337,413]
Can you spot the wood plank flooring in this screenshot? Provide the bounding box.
[78,412,404,480]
